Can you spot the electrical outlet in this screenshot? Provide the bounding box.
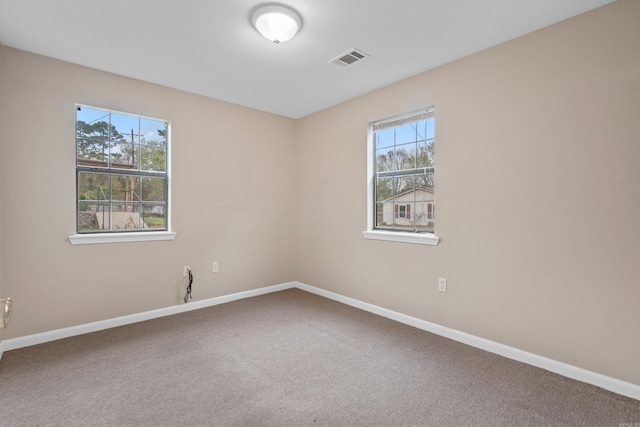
[212,262,219,273]
[183,266,191,277]
[438,277,447,293]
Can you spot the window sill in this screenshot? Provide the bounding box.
[362,230,439,246]
[69,231,177,245]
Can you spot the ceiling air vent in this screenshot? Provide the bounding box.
[330,48,369,67]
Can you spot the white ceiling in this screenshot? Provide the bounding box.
[0,0,613,119]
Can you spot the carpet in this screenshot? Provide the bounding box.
[0,288,638,426]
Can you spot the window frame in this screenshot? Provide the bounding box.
[398,205,406,219]
[69,104,176,245]
[363,107,439,246]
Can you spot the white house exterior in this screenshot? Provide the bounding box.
[381,187,434,228]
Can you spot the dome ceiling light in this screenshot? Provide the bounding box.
[252,4,302,44]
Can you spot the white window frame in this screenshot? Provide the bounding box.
[363,107,439,246]
[69,105,176,245]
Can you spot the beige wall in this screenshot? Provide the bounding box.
[295,0,640,385]
[0,47,295,339]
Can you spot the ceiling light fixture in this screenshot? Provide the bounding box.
[252,4,301,44]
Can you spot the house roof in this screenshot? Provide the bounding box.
[381,187,434,203]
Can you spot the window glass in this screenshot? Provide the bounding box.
[76,105,169,233]
[372,108,434,234]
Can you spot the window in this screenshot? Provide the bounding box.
[363,108,439,245]
[396,204,410,219]
[73,105,173,242]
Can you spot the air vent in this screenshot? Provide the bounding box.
[330,48,369,67]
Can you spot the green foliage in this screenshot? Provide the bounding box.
[78,194,89,211]
[76,120,124,163]
[143,217,166,228]
[77,121,167,172]
[375,139,434,202]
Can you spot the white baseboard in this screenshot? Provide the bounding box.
[1,280,638,401]
[0,281,296,354]
[294,281,640,401]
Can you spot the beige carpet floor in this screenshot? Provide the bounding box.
[0,288,639,426]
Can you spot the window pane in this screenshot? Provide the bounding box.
[141,145,166,172]
[110,113,139,143]
[110,141,139,170]
[395,175,414,195]
[375,128,395,150]
[414,187,435,233]
[110,113,139,170]
[142,177,165,201]
[395,123,417,145]
[392,176,414,231]
[415,171,434,190]
[110,142,138,169]
[375,201,386,229]
[395,142,417,171]
[78,172,109,232]
[376,176,393,228]
[76,107,110,167]
[141,177,167,230]
[417,139,434,168]
[77,106,108,125]
[140,119,166,144]
[375,148,394,173]
[111,175,140,203]
[105,175,143,230]
[111,203,143,230]
[140,119,167,172]
[142,205,166,229]
[77,173,167,232]
[374,171,434,231]
[78,172,109,201]
[413,120,427,142]
[375,176,393,201]
[376,177,405,228]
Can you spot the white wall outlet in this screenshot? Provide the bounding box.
[438,277,447,292]
[212,262,219,273]
[183,266,191,278]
